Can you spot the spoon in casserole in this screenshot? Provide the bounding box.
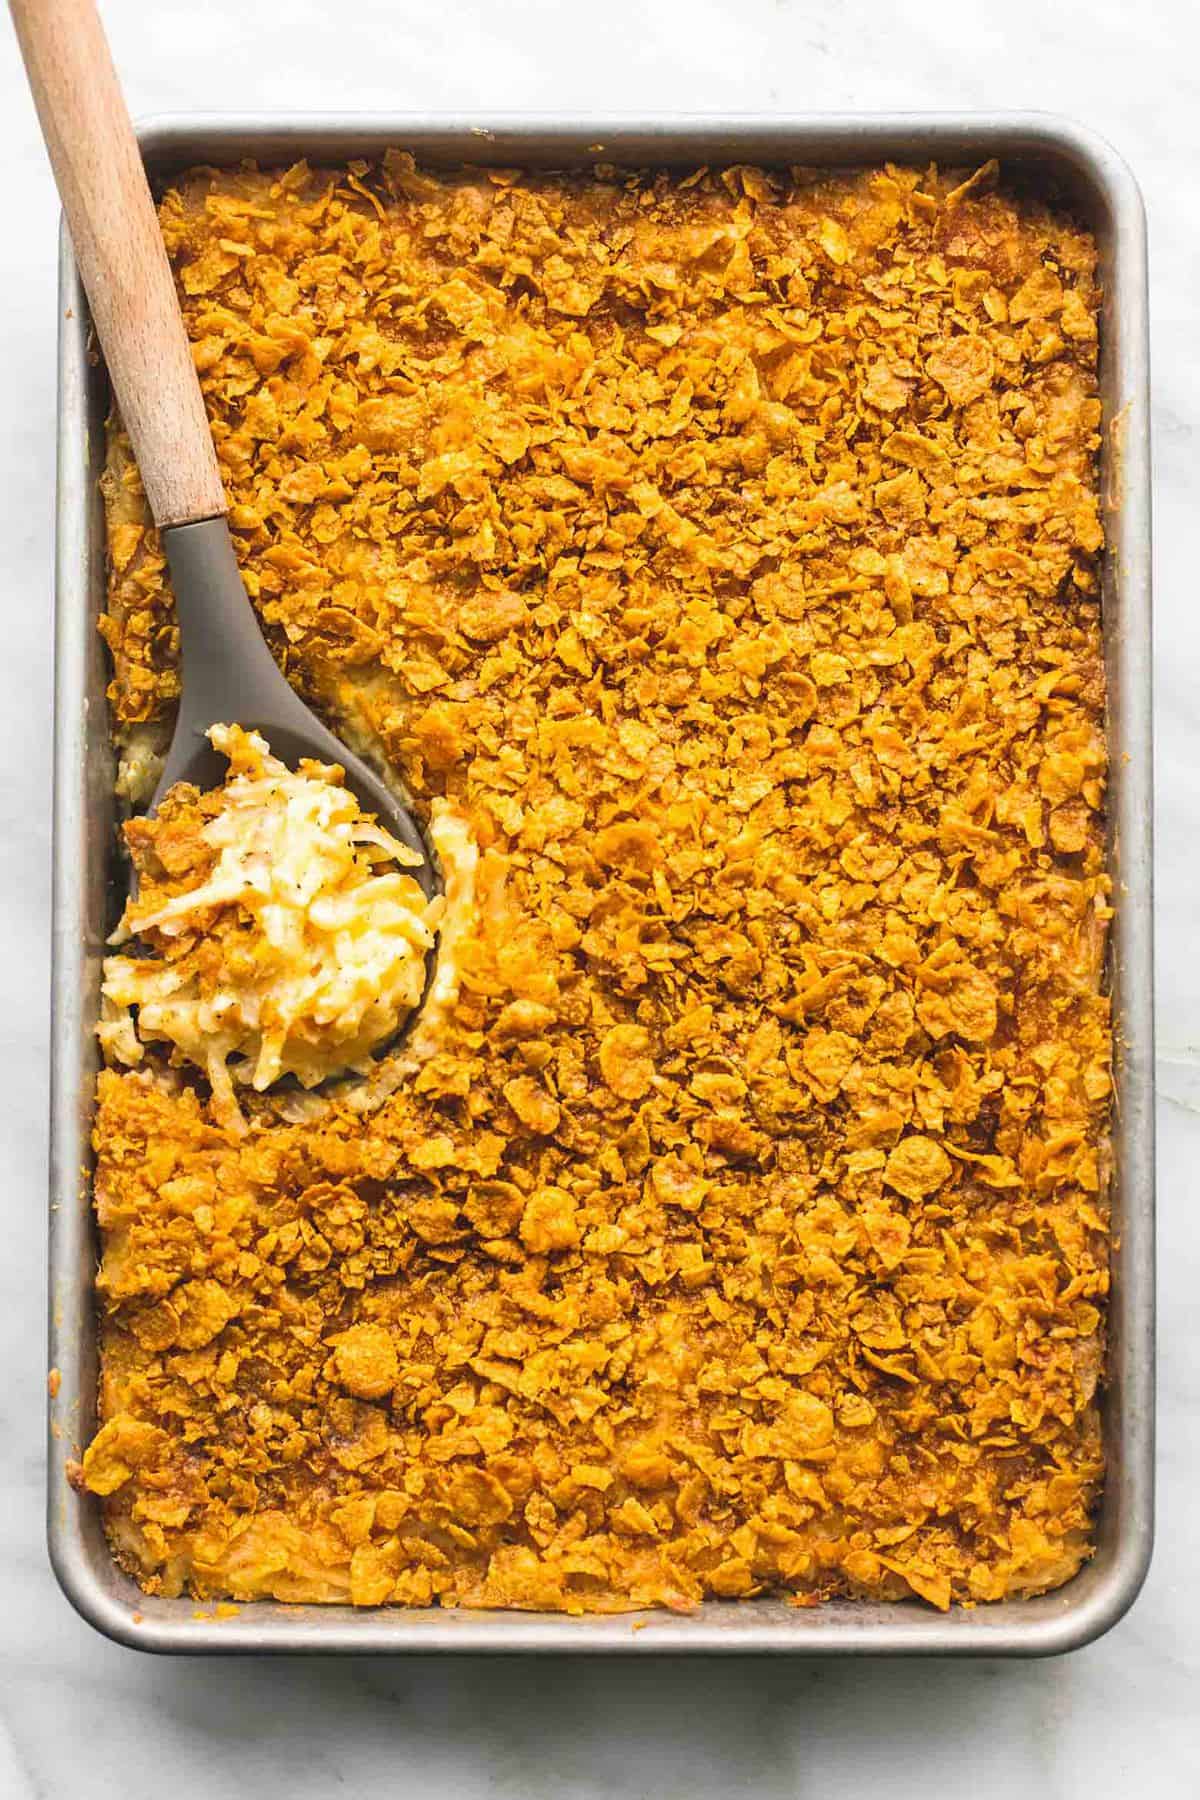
[11,0,435,896]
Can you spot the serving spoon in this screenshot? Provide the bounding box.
[11,0,435,897]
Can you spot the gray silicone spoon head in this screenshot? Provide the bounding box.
[159,518,436,899]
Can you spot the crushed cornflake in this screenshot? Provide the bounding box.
[85,155,1110,1615]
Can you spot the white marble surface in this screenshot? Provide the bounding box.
[0,1,1196,1793]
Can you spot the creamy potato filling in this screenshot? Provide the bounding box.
[98,724,449,1128]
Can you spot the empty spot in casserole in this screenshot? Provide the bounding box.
[98,723,444,1128]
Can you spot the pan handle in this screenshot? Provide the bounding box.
[10,0,227,529]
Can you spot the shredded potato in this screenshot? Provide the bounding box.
[99,724,440,1127]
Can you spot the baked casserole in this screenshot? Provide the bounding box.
[76,153,1112,1614]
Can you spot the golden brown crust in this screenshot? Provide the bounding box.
[86,155,1110,1613]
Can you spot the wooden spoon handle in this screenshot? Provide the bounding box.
[11,0,226,528]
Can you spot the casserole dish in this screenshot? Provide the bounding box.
[49,112,1153,1654]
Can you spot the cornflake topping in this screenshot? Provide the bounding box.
[84,156,1111,1618]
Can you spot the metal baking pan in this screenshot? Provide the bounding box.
[48,113,1154,1655]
